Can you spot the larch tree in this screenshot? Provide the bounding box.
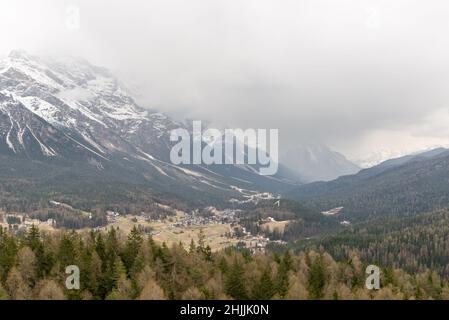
[36,279,66,300]
[138,277,166,300]
[17,246,37,288]
[6,267,30,300]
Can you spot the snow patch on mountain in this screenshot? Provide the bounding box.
[17,96,61,125]
[0,50,296,201]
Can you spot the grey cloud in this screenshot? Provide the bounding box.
[1,0,449,158]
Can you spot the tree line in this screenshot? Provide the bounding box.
[1,225,449,300]
[305,209,449,280]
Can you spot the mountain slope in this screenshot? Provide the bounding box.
[280,143,359,182]
[284,148,449,221]
[0,50,296,209]
[302,209,449,279]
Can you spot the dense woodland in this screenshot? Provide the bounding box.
[298,210,449,280]
[286,151,449,222]
[0,225,448,300]
[237,202,449,285]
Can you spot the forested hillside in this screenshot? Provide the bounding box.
[295,209,449,280]
[285,150,449,221]
[0,226,448,300]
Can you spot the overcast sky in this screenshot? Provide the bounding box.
[1,0,449,164]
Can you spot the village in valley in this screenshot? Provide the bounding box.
[0,204,288,254]
[0,211,56,233]
[103,206,287,253]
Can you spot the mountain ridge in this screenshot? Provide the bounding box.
[0,50,297,209]
[284,147,449,221]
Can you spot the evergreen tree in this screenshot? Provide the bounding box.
[276,251,292,297]
[225,259,247,300]
[106,274,133,300]
[252,266,275,300]
[307,255,326,299]
[95,233,107,265]
[0,283,9,300]
[122,226,143,274]
[58,234,76,271]
[189,239,196,254]
[25,226,51,278]
[0,233,18,282]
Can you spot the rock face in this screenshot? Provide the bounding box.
[281,143,360,183]
[0,50,296,204]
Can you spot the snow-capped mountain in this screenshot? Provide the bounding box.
[352,145,449,168]
[351,149,412,168]
[0,50,294,204]
[280,143,360,182]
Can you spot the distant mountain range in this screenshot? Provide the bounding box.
[4,49,446,219]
